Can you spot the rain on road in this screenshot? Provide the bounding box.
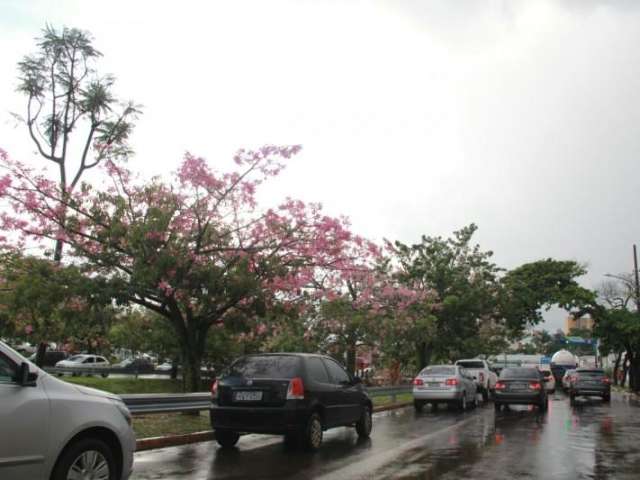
[132,392,640,479]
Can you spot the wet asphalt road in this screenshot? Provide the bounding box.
[131,392,640,479]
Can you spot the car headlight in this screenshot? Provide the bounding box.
[112,399,132,426]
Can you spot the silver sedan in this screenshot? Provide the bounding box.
[412,365,478,412]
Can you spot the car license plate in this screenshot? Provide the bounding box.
[234,391,262,401]
[511,383,527,390]
[428,382,440,387]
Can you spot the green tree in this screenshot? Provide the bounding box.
[15,25,140,261]
[392,224,502,368]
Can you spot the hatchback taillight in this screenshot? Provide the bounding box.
[413,377,424,386]
[529,382,541,390]
[287,377,305,400]
[445,378,458,386]
[211,379,218,399]
[495,381,506,390]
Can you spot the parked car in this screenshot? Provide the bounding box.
[455,359,497,401]
[412,364,478,412]
[115,357,155,374]
[493,367,548,412]
[569,368,611,404]
[156,361,174,372]
[0,340,135,480]
[562,369,576,390]
[28,350,69,367]
[210,353,373,450]
[538,365,556,393]
[55,354,111,377]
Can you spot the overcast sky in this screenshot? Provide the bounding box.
[2,0,640,331]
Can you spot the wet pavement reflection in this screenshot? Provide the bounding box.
[131,392,640,479]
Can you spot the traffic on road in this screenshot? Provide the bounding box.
[132,391,640,479]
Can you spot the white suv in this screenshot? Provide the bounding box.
[0,341,135,480]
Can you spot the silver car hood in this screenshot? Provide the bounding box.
[72,383,121,401]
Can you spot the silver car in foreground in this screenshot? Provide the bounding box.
[412,365,478,412]
[0,340,135,480]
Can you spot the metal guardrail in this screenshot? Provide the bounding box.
[118,385,412,415]
[121,393,212,414]
[44,366,216,379]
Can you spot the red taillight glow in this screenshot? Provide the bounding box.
[413,378,424,386]
[495,381,506,390]
[287,377,305,400]
[529,382,541,390]
[445,378,458,386]
[211,380,218,399]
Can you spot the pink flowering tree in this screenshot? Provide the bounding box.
[0,144,369,390]
[306,237,429,375]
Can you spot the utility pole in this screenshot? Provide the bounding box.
[634,244,640,313]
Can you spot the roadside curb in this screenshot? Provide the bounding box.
[135,401,413,451]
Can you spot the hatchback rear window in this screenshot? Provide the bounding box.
[457,361,485,369]
[421,366,455,376]
[227,355,301,379]
[500,368,540,380]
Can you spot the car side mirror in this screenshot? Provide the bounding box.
[17,362,37,387]
[352,376,362,385]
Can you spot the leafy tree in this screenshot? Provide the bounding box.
[391,224,502,368]
[0,145,369,390]
[15,25,140,261]
[500,259,596,334]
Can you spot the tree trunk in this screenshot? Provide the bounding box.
[35,342,48,368]
[622,352,630,388]
[346,337,357,377]
[416,342,432,370]
[613,351,622,386]
[53,238,64,263]
[183,347,203,393]
[629,351,640,392]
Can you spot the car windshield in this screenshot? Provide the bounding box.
[421,366,455,376]
[457,361,485,369]
[500,368,540,380]
[227,355,301,379]
[68,355,86,362]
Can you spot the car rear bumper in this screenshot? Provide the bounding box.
[494,392,545,405]
[571,387,609,397]
[210,403,309,434]
[412,389,463,401]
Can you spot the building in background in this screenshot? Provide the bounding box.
[564,315,594,335]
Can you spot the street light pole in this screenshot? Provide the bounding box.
[634,244,640,313]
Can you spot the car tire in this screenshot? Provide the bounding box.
[302,412,323,451]
[51,437,116,480]
[431,402,438,412]
[355,405,372,438]
[494,402,502,412]
[414,400,425,413]
[215,430,240,449]
[101,372,109,378]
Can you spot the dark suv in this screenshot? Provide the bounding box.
[210,353,373,450]
[569,368,611,404]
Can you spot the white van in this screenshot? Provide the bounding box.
[0,340,135,480]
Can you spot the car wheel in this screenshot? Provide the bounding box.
[481,389,489,402]
[414,399,425,413]
[101,372,109,378]
[570,393,576,405]
[494,402,502,412]
[51,437,116,480]
[355,405,372,438]
[431,402,439,411]
[302,412,323,451]
[215,430,240,449]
